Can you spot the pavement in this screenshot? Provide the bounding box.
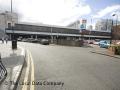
[0,41,25,90]
[90,44,120,59]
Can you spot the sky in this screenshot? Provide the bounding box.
[0,0,120,26]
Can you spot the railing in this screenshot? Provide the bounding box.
[0,53,7,83]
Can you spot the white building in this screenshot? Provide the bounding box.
[67,19,87,30]
[87,25,93,30]
[95,19,112,31]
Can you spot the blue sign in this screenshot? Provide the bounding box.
[80,24,86,30]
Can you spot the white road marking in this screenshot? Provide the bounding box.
[29,50,35,90]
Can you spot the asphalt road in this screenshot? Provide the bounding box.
[18,42,120,90]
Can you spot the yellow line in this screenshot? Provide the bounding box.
[22,50,30,90]
[29,50,35,90]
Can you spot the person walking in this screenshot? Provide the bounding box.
[5,38,8,44]
[1,37,4,44]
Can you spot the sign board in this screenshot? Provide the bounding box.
[80,24,86,30]
[80,19,87,30]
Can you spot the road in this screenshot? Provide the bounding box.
[18,42,120,90]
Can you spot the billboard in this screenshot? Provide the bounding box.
[80,19,87,30]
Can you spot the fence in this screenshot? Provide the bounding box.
[0,53,7,83]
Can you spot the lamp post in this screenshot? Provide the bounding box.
[10,0,12,38]
[112,13,118,44]
[110,19,113,46]
[11,0,17,50]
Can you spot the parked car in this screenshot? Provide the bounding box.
[93,39,100,45]
[22,38,28,42]
[40,39,50,45]
[94,41,100,45]
[99,40,110,48]
[17,38,22,41]
[116,41,120,45]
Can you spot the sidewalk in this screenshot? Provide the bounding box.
[0,41,25,90]
[90,44,120,59]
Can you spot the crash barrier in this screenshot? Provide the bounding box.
[0,53,7,83]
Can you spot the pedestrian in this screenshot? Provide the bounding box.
[1,37,4,44]
[5,38,8,44]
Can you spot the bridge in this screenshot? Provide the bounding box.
[5,23,111,41]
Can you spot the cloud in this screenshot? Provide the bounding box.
[92,5,120,18]
[0,0,91,26]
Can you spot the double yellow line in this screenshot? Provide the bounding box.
[22,50,35,90]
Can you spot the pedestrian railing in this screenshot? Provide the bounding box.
[0,53,7,83]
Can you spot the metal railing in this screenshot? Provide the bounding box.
[0,53,7,83]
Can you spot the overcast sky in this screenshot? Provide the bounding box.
[0,0,120,26]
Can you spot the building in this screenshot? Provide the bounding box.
[112,25,120,40]
[67,19,87,30]
[87,25,93,30]
[0,11,18,38]
[95,19,113,31]
[67,20,80,29]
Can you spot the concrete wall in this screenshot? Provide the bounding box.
[0,12,18,39]
[0,14,6,31]
[0,12,18,29]
[53,38,84,47]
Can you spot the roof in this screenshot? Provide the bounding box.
[18,22,79,30]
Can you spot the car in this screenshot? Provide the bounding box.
[94,41,100,45]
[99,40,110,48]
[93,39,100,45]
[116,41,120,45]
[17,38,22,41]
[22,38,28,42]
[40,39,50,45]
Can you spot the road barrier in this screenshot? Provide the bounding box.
[0,53,7,83]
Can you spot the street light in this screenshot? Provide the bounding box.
[110,19,113,46]
[10,0,17,50]
[112,13,118,44]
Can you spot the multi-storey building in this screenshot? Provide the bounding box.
[95,19,113,31]
[67,19,87,30]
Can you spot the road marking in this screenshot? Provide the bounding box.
[22,50,30,90]
[29,50,35,90]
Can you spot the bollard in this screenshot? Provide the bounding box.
[12,40,17,50]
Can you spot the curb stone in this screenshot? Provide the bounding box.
[91,51,120,59]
